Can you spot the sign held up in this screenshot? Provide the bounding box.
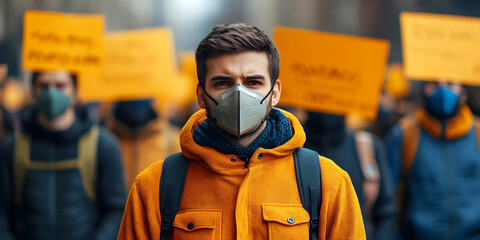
[79,28,179,102]
[401,12,480,85]
[22,10,105,73]
[274,26,390,120]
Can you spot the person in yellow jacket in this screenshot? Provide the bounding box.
[106,99,181,189]
[118,23,365,240]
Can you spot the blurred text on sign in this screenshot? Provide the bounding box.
[274,26,390,120]
[79,28,179,102]
[22,10,105,73]
[401,12,480,85]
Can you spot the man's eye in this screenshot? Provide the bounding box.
[214,81,228,86]
[248,80,261,86]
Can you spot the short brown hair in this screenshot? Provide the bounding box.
[195,23,280,87]
[31,71,77,89]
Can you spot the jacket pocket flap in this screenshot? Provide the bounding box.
[262,203,310,226]
[173,210,219,232]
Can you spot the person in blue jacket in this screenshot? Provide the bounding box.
[303,111,396,240]
[0,70,126,240]
[386,81,480,240]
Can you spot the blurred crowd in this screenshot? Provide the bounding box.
[2,15,480,240]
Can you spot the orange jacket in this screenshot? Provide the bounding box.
[118,109,365,240]
[107,116,181,189]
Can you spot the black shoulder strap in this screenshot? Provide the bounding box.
[294,147,322,240]
[159,152,189,240]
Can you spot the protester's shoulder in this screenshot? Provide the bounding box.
[133,160,165,191]
[97,125,119,145]
[94,126,123,166]
[96,125,123,153]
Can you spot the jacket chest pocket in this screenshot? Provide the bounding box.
[262,203,310,240]
[172,209,222,240]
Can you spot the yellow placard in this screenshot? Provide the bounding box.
[177,51,198,105]
[22,10,104,73]
[79,28,178,102]
[401,12,480,85]
[274,26,390,120]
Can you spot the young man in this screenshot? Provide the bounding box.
[0,71,126,240]
[118,23,365,239]
[387,81,480,239]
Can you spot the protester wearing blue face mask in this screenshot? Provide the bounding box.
[386,81,480,240]
[0,71,126,240]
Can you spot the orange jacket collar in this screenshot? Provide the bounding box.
[416,105,473,140]
[180,108,306,172]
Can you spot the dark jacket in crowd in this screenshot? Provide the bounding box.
[0,106,14,145]
[303,112,396,240]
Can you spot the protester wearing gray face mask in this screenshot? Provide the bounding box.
[118,23,365,240]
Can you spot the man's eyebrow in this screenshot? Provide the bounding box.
[210,75,233,81]
[246,75,265,80]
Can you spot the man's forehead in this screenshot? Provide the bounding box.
[36,71,72,82]
[206,52,269,71]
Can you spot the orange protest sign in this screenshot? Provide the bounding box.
[177,51,198,105]
[79,28,179,102]
[274,26,390,120]
[401,12,480,85]
[22,10,104,73]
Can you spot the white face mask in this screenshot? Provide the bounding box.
[204,83,274,138]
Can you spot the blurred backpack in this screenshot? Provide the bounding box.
[13,125,99,204]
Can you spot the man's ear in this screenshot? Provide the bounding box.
[72,90,80,106]
[271,79,281,107]
[196,85,206,109]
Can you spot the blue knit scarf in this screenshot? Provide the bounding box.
[193,108,293,160]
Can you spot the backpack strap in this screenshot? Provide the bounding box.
[396,116,420,230]
[354,131,380,211]
[399,117,420,176]
[397,116,420,196]
[474,117,480,151]
[13,131,31,205]
[77,125,99,201]
[159,152,189,240]
[294,147,321,240]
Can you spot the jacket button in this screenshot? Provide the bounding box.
[187,222,194,230]
[258,154,263,159]
[231,157,236,162]
[287,217,295,224]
